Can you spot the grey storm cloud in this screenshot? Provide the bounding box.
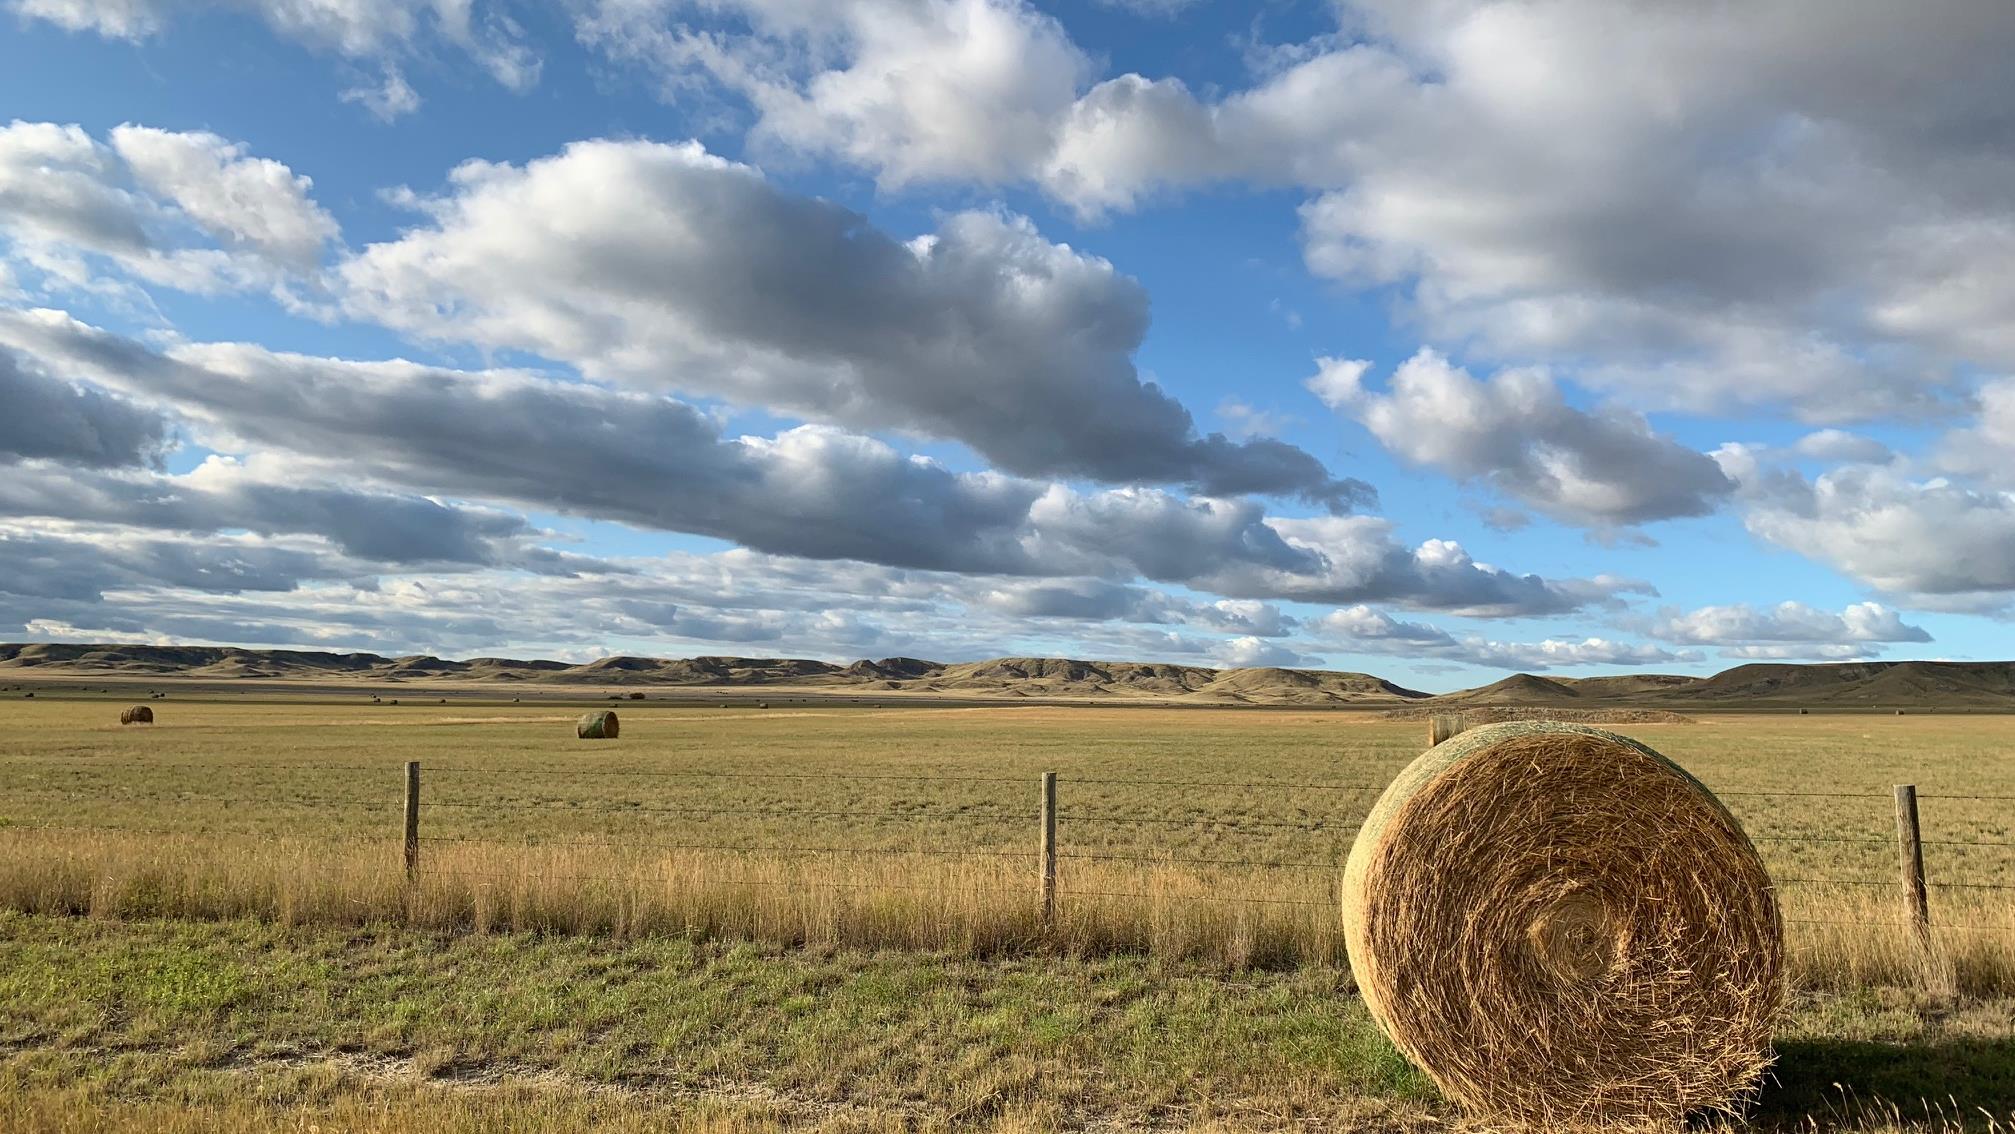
[977,579,1151,621]
[611,600,788,644]
[0,307,1626,617]
[336,139,1370,511]
[1309,349,1736,528]
[1232,516,1654,617]
[0,527,336,603]
[0,460,599,570]
[0,347,170,467]
[0,548,986,662]
[1022,487,1318,580]
[55,345,1045,576]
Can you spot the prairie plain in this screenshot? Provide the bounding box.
[2,692,2014,1130]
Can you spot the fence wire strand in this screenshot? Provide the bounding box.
[1058,851,1337,870]
[1058,813,1359,831]
[429,767,1025,784]
[1066,777,1374,791]
[11,756,2015,935]
[419,835,1028,859]
[1,821,377,843]
[1055,888,1329,908]
[418,869,1023,898]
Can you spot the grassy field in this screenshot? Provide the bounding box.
[2,914,2013,1133]
[1,696,2012,983]
[3,694,2015,1129]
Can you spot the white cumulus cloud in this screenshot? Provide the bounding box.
[1310,348,1734,527]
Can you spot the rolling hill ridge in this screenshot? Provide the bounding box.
[2,644,2008,708]
[0,643,1427,705]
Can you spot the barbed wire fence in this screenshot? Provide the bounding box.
[387,762,1374,917]
[6,730,2015,938]
[357,759,2015,933]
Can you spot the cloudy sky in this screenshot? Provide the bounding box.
[1,0,2010,688]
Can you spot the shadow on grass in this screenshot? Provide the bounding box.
[1754,1037,2015,1130]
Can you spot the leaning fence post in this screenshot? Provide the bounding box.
[404,760,421,884]
[1040,771,1057,929]
[1893,784,1930,942]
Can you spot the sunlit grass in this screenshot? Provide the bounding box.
[1,698,2012,984]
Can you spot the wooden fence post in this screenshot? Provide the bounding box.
[1428,713,1467,747]
[1893,784,1930,942]
[404,760,421,884]
[1040,771,1057,929]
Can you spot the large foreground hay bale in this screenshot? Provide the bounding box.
[1341,721,1782,1127]
[119,705,153,725]
[577,710,619,740]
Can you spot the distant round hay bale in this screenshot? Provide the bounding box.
[1341,721,1783,1127]
[1426,712,1467,746]
[577,710,619,740]
[119,705,153,725]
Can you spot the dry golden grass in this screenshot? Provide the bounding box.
[0,695,2011,987]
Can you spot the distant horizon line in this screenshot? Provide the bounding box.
[0,638,1986,681]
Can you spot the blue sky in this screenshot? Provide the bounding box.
[1,0,2011,690]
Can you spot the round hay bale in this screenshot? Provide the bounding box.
[577,710,619,740]
[1426,712,1467,746]
[1341,721,1782,1127]
[119,705,153,725]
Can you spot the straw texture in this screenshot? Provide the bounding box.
[1341,721,1783,1128]
[576,711,619,740]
